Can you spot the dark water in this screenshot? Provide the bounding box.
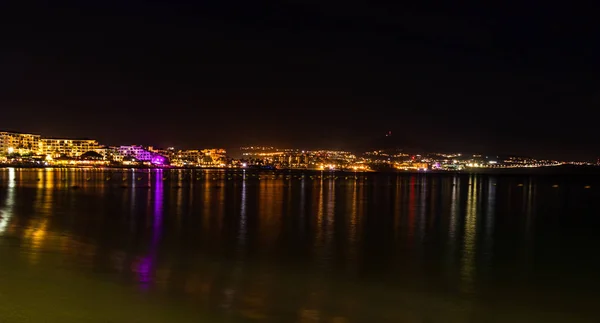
[0,168,599,322]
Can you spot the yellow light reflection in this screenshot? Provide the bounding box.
[393,176,402,240]
[323,177,335,263]
[257,177,283,248]
[449,177,460,240]
[203,174,211,236]
[43,168,55,189]
[461,175,478,293]
[346,178,362,276]
[417,175,427,241]
[216,175,226,233]
[0,168,16,235]
[483,178,496,263]
[175,172,184,231]
[314,180,324,255]
[238,176,247,247]
[24,219,49,265]
[445,176,461,275]
[524,181,535,231]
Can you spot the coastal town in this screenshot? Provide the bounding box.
[0,130,591,171]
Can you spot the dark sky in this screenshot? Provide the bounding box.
[1,2,599,159]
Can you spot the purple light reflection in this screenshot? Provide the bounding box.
[132,170,164,291]
[153,170,164,244]
[132,256,153,289]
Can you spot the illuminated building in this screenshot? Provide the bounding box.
[118,145,167,165]
[41,138,100,158]
[200,149,227,166]
[168,149,227,167]
[240,147,311,168]
[148,146,172,158]
[175,150,203,164]
[394,161,429,171]
[0,131,42,156]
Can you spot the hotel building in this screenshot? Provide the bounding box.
[117,145,167,164]
[40,138,101,158]
[0,131,42,156]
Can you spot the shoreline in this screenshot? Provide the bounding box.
[0,164,599,175]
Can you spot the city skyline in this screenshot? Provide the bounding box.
[2,2,600,160]
[0,128,595,165]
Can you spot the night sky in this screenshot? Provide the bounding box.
[2,2,599,159]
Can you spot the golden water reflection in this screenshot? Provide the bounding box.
[0,170,587,322]
[0,168,16,234]
[461,175,479,294]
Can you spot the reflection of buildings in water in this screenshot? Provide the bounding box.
[299,175,306,234]
[520,179,536,275]
[303,179,328,318]
[324,178,335,258]
[187,172,195,213]
[346,180,362,275]
[523,180,535,231]
[448,176,460,243]
[25,169,56,264]
[315,180,324,246]
[316,177,336,268]
[40,168,55,189]
[26,218,47,248]
[285,177,293,217]
[417,175,427,243]
[427,177,437,230]
[313,179,337,269]
[129,170,137,219]
[393,176,402,237]
[407,175,416,245]
[144,176,153,226]
[0,168,16,234]
[303,177,340,315]
[238,179,248,246]
[153,170,164,244]
[257,179,283,248]
[219,176,251,313]
[174,171,185,232]
[216,176,226,234]
[168,171,185,231]
[483,177,496,263]
[34,169,55,217]
[443,176,462,282]
[460,175,479,293]
[202,176,212,236]
[131,171,165,291]
[132,256,153,285]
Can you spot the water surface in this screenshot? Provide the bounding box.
[0,168,598,322]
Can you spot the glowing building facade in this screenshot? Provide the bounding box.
[200,149,227,166]
[40,139,100,158]
[170,149,227,166]
[0,131,42,156]
[118,145,167,165]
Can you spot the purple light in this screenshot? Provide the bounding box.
[151,155,167,165]
[133,256,152,283]
[118,146,168,165]
[130,171,164,292]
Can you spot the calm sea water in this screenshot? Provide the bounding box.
[0,168,599,322]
